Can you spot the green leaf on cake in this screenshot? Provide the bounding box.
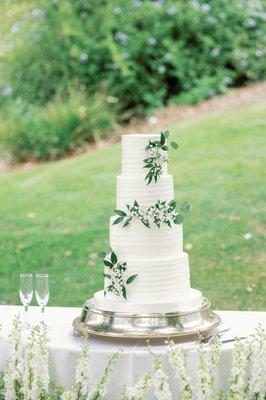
[111,251,117,264]
[126,274,138,284]
[160,132,165,145]
[103,273,111,279]
[98,251,106,259]
[170,141,179,149]
[174,214,184,224]
[123,218,131,228]
[164,130,170,138]
[180,202,190,214]
[169,200,176,210]
[122,286,127,299]
[103,260,113,267]
[113,216,124,225]
[161,145,168,151]
[115,210,127,217]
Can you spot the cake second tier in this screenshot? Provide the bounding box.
[110,217,183,259]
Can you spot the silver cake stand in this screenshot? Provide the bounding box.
[73,297,221,340]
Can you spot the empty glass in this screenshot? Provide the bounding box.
[35,274,49,327]
[19,273,33,328]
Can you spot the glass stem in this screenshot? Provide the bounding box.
[24,305,29,327]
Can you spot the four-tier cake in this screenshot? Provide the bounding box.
[93,133,203,314]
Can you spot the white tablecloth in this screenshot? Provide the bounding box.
[0,306,265,398]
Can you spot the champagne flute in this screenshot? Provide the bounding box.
[19,273,33,328]
[35,274,49,328]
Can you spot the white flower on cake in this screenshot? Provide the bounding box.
[143,131,178,185]
[99,250,138,299]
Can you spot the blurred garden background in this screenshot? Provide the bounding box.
[0,0,265,309]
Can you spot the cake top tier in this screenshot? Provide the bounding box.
[121,134,168,177]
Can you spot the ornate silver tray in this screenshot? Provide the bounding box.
[73,297,221,339]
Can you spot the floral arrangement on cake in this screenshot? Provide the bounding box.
[113,199,190,228]
[99,250,137,299]
[144,131,178,185]
[1,315,265,400]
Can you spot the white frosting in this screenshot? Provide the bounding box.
[121,134,168,177]
[116,174,174,208]
[110,217,183,259]
[94,288,203,313]
[104,252,190,302]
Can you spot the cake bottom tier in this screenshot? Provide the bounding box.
[93,288,202,313]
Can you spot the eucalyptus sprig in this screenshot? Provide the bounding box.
[98,250,138,300]
[144,130,179,185]
[112,199,190,229]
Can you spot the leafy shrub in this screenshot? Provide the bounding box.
[0,0,265,160]
[0,90,116,162]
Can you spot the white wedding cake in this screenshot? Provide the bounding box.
[94,133,202,313]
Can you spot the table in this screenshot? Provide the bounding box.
[0,306,265,398]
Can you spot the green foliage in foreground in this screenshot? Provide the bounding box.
[0,103,265,310]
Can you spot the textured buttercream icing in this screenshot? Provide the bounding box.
[94,133,202,313]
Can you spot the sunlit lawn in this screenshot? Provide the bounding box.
[0,102,265,310]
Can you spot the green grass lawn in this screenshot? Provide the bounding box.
[0,102,265,310]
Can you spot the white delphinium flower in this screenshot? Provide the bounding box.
[248,325,266,399]
[197,334,221,400]
[36,325,50,396]
[228,338,250,400]
[166,340,194,400]
[75,339,90,398]
[21,326,40,399]
[62,390,76,400]
[87,349,122,399]
[3,315,23,400]
[120,372,151,399]
[147,345,172,400]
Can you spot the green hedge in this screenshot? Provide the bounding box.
[0,0,265,160]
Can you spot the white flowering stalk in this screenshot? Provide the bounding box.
[3,315,23,400]
[166,340,194,400]
[61,390,76,400]
[120,371,151,400]
[228,338,250,400]
[21,325,49,400]
[88,349,122,400]
[248,325,266,399]
[197,334,221,400]
[75,339,90,399]
[147,345,173,400]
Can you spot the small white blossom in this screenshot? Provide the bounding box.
[201,3,211,13]
[247,18,256,27]
[113,6,121,15]
[147,37,157,46]
[79,53,89,62]
[32,8,45,17]
[243,232,253,240]
[10,23,20,34]
[158,65,166,74]
[167,6,177,15]
[148,115,159,125]
[211,48,220,57]
[115,31,128,44]
[121,372,151,399]
[255,49,263,57]
[2,86,12,96]
[62,391,76,400]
